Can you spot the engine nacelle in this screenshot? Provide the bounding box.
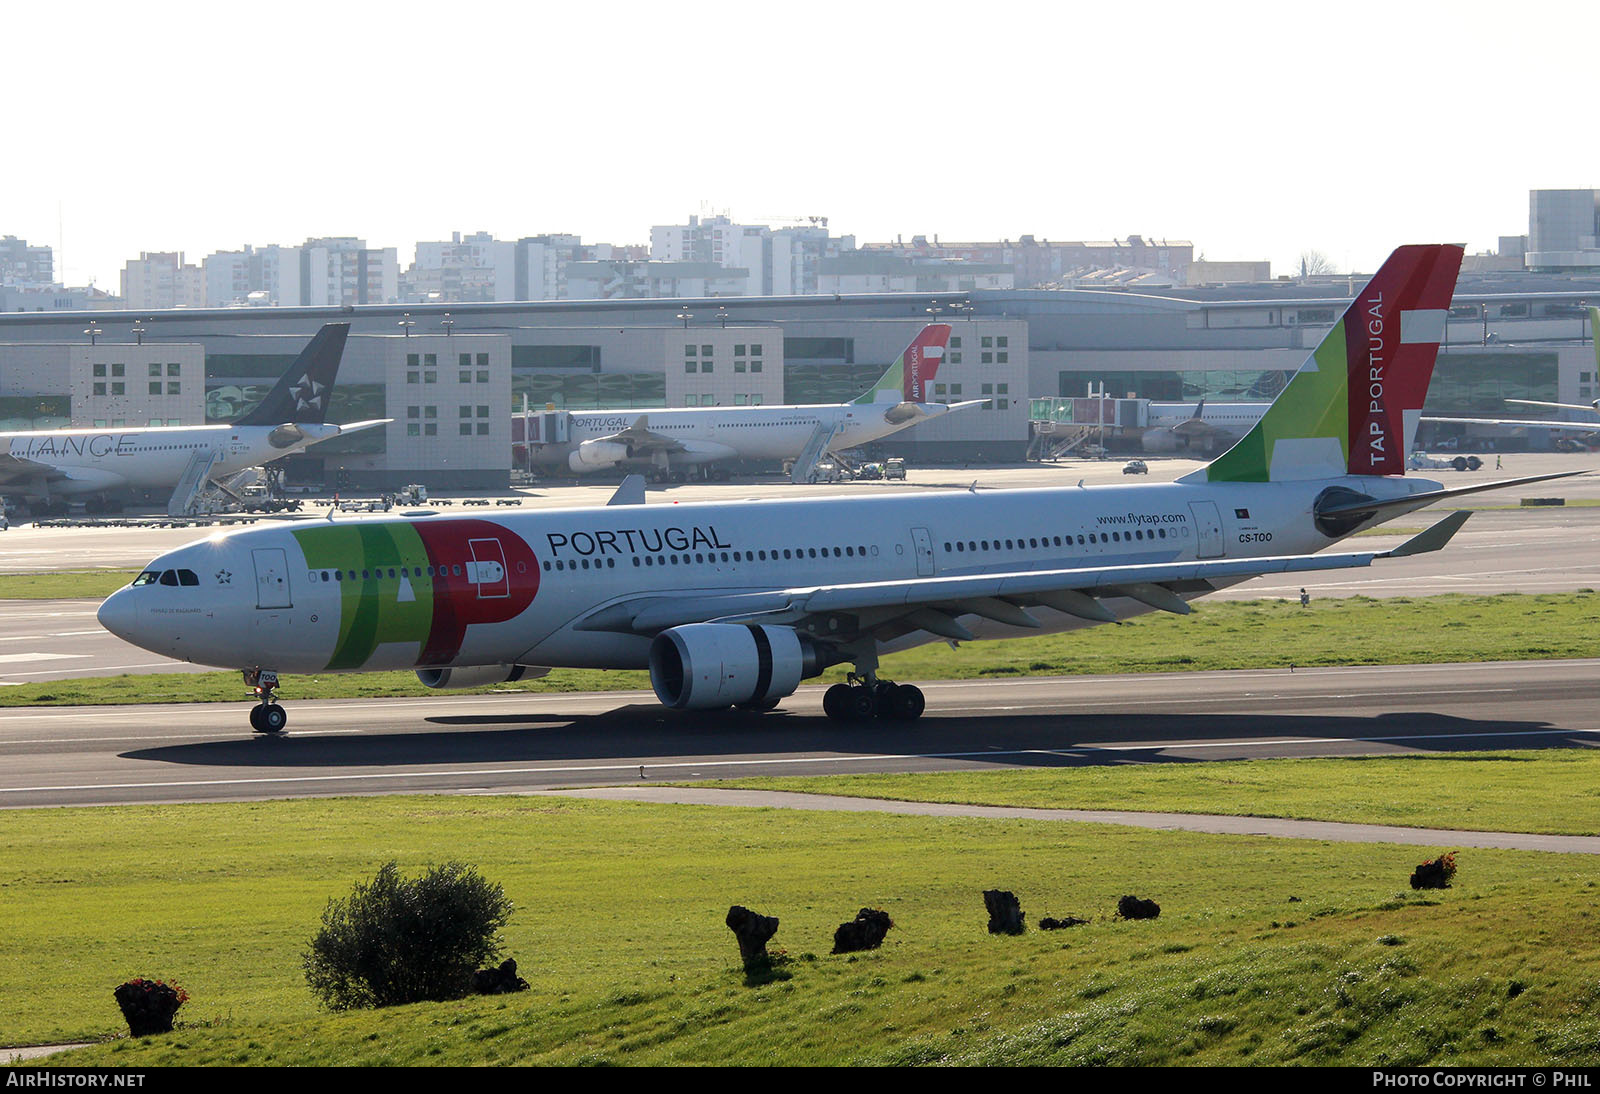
[569,440,629,473]
[649,623,818,710]
[416,664,551,689]
[1140,427,1181,454]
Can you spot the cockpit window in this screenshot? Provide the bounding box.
[142,568,199,588]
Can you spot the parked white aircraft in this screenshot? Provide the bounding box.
[1419,306,1600,448]
[0,324,385,514]
[529,324,980,480]
[100,244,1588,734]
[1139,398,1273,453]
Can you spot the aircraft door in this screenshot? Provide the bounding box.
[910,526,935,577]
[468,538,510,599]
[252,547,292,609]
[1188,500,1225,559]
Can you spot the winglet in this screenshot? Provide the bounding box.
[607,474,648,506]
[1380,510,1471,558]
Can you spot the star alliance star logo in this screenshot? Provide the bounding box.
[289,377,327,413]
[216,570,232,585]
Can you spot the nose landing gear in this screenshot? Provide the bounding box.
[244,668,287,734]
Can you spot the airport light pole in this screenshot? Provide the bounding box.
[132,321,145,346]
[677,311,693,329]
[399,314,414,338]
[84,325,102,346]
[441,313,454,338]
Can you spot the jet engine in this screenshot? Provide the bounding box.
[1139,427,1182,454]
[648,623,820,710]
[416,664,551,689]
[568,439,630,473]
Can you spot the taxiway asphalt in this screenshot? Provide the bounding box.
[2,659,1596,809]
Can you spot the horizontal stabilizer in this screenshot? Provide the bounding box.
[1317,468,1595,517]
[1380,510,1471,558]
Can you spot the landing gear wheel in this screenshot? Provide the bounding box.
[251,703,286,734]
[843,685,874,721]
[887,683,925,721]
[823,683,853,721]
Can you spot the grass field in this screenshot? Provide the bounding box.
[699,751,1600,836]
[4,591,1598,707]
[0,571,137,600]
[4,763,1600,1066]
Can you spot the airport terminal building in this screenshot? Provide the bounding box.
[2,276,1598,489]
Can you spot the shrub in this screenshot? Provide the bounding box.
[303,861,514,1009]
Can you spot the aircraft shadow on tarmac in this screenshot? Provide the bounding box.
[119,706,1587,770]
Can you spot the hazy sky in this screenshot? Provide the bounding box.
[8,0,1595,288]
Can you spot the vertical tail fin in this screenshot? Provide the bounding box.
[852,324,953,405]
[233,323,351,426]
[1198,244,1463,483]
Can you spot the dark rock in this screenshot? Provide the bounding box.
[1039,915,1090,930]
[832,907,894,953]
[726,905,780,967]
[113,979,186,1037]
[1117,895,1161,920]
[984,889,1025,934]
[472,958,529,995]
[1410,852,1458,890]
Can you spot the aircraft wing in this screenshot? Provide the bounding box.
[1505,398,1600,413]
[587,415,686,455]
[0,453,63,488]
[1169,418,1236,439]
[1420,414,1599,432]
[573,513,1471,642]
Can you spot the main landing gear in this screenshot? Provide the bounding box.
[244,668,287,734]
[822,675,926,722]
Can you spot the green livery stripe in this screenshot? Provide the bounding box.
[851,355,903,405]
[291,523,437,670]
[1205,322,1350,482]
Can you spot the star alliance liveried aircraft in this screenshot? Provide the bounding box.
[0,324,386,514]
[99,245,1587,734]
[533,324,981,480]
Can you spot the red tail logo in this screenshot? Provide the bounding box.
[1344,245,1462,475]
[904,324,952,402]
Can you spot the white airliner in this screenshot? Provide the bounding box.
[1418,308,1600,448]
[100,244,1587,735]
[1140,398,1273,453]
[532,324,980,479]
[0,324,386,514]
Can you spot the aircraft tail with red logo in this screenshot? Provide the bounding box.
[1197,244,1464,483]
[852,324,953,406]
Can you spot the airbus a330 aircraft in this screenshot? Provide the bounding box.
[533,324,980,480]
[0,323,385,514]
[1140,398,1274,453]
[100,245,1586,734]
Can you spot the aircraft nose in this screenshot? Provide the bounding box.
[97,588,144,647]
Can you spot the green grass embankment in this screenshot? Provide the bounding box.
[4,783,1600,1066]
[697,752,1600,837]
